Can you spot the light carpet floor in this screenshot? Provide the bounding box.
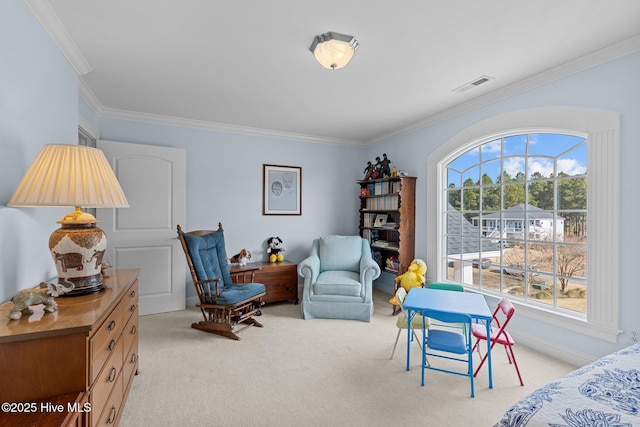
[119,290,575,427]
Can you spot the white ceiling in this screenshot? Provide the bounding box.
[28,0,640,146]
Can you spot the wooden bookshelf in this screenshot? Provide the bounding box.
[358,175,416,278]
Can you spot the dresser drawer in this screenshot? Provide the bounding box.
[90,301,124,384]
[90,336,123,426]
[92,374,123,427]
[122,282,139,323]
[122,336,139,395]
[123,303,139,355]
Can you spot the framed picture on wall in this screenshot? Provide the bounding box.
[263,164,302,215]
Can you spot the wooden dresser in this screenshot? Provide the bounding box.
[230,261,299,304]
[0,269,139,427]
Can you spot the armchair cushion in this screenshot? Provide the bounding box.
[318,235,362,272]
[314,271,362,296]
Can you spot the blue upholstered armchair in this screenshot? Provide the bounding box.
[298,235,381,322]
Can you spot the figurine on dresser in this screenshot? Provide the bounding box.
[7,281,75,320]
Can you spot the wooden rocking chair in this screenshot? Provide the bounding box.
[177,223,266,340]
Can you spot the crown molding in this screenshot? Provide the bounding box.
[80,93,367,147]
[78,79,103,114]
[24,0,92,76]
[78,78,365,146]
[367,34,640,146]
[78,116,99,140]
[78,72,366,147]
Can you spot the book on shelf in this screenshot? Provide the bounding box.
[363,212,376,228]
[362,228,379,243]
[365,195,399,210]
[371,240,395,249]
[380,222,398,229]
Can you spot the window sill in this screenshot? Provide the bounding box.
[476,289,622,343]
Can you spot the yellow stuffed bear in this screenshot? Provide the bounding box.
[394,258,427,293]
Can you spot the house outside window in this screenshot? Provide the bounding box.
[445,133,587,314]
[426,107,621,343]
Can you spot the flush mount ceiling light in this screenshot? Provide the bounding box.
[310,32,359,70]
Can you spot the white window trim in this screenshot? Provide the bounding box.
[426,107,622,342]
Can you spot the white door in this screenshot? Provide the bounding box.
[97,140,186,315]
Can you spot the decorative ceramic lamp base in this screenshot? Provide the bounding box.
[49,222,107,296]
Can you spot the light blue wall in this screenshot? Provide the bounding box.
[94,117,363,298]
[0,0,78,303]
[369,51,640,360]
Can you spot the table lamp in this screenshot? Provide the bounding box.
[8,144,129,295]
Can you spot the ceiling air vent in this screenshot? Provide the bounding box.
[452,75,494,93]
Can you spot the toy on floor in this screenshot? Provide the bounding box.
[267,236,285,262]
[230,248,252,266]
[389,258,427,305]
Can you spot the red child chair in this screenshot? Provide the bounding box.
[471,297,524,386]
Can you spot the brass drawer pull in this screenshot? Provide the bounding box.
[108,320,116,331]
[129,290,136,298]
[130,325,137,335]
[130,304,136,313]
[108,339,116,351]
[107,406,117,424]
[130,353,138,364]
[107,366,117,382]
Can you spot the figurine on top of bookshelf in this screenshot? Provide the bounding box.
[373,156,382,179]
[380,153,392,177]
[363,161,375,180]
[363,155,396,180]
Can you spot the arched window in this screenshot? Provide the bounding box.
[445,132,587,313]
[426,107,621,342]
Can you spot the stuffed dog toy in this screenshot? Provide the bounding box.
[230,248,252,266]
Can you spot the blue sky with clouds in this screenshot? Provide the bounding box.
[448,133,586,187]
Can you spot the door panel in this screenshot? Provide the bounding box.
[97,140,186,315]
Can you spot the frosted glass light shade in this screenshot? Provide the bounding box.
[310,32,359,70]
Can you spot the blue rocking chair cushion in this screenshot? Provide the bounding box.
[180,230,265,304]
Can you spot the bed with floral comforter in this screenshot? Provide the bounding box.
[494,342,640,427]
